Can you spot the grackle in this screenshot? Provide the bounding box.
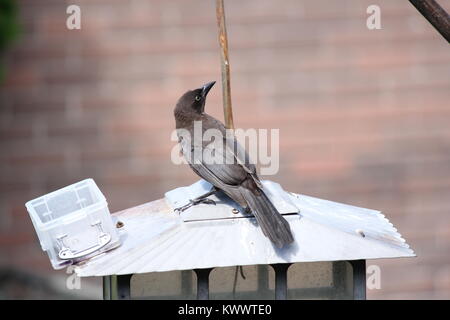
[173,81,294,248]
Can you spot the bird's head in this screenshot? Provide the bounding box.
[175,81,215,114]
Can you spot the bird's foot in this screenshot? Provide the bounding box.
[174,197,216,213]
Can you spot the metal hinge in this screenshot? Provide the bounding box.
[57,221,111,260]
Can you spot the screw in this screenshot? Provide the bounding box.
[232,208,239,214]
[116,221,124,229]
[356,229,365,237]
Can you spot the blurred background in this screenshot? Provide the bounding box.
[0,0,449,299]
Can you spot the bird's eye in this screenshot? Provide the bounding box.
[195,95,201,101]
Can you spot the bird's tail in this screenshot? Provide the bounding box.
[239,183,294,248]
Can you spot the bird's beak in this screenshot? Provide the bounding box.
[201,81,216,98]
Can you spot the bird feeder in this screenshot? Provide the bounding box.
[72,179,415,300]
[78,1,442,299]
[27,0,431,300]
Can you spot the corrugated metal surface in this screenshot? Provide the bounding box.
[74,180,415,277]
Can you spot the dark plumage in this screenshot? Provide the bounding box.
[174,81,294,248]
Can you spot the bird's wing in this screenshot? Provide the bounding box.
[179,116,262,187]
[224,132,262,187]
[177,127,238,186]
[198,132,249,186]
[207,116,262,187]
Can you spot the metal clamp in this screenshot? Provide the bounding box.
[57,221,112,260]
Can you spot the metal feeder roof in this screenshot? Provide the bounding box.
[74,180,415,277]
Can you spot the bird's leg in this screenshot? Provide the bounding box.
[174,187,218,213]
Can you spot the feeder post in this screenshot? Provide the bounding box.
[216,0,235,130]
[194,268,213,300]
[271,263,292,300]
[350,260,367,300]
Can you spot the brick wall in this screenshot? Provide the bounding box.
[0,0,449,299]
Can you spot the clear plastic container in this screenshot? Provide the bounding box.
[25,179,120,269]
